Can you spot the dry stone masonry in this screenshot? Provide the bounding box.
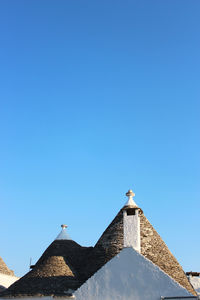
[0,190,196,297]
[0,257,14,277]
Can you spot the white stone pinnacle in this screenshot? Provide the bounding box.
[124,189,138,208]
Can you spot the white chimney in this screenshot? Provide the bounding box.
[123,189,141,252]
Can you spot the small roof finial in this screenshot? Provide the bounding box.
[126,189,135,198]
[124,189,138,209]
[61,224,67,229]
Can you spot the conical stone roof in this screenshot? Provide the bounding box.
[0,257,14,276]
[1,230,93,297]
[0,192,196,297]
[92,207,196,296]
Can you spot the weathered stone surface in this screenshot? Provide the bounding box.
[1,208,196,297]
[95,209,196,296]
[140,213,196,296]
[0,240,92,297]
[0,257,14,276]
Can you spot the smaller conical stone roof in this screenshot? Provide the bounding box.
[0,257,14,276]
[0,226,93,297]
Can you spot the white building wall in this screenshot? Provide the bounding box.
[0,273,19,289]
[74,247,192,300]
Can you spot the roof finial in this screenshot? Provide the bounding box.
[61,224,67,229]
[126,189,135,199]
[124,189,138,208]
[55,224,72,240]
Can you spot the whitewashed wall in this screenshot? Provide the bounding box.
[0,249,196,300]
[74,247,193,300]
[0,273,19,289]
[189,276,200,295]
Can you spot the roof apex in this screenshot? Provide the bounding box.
[55,224,72,241]
[123,189,139,209]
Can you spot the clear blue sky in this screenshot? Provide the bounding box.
[0,0,199,277]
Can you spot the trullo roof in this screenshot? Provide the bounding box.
[0,191,196,297]
[91,207,196,295]
[0,257,14,277]
[0,228,92,297]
